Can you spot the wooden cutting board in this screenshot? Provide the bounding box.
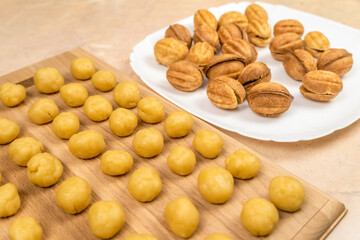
[0,48,346,240]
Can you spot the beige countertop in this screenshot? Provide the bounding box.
[1,0,359,239]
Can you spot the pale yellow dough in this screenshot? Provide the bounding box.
[68,130,105,159]
[137,97,165,123]
[27,152,63,187]
[51,112,80,139]
[125,234,158,240]
[101,150,133,176]
[132,128,164,158]
[113,81,140,108]
[165,196,199,238]
[225,149,261,179]
[0,183,21,217]
[269,176,305,212]
[91,70,117,92]
[55,176,92,214]
[109,108,138,137]
[88,200,125,239]
[167,146,196,176]
[28,98,59,124]
[241,197,279,236]
[71,57,95,80]
[205,233,233,240]
[33,67,64,93]
[9,216,42,240]
[128,167,162,202]
[0,82,26,107]
[198,166,234,204]
[193,130,223,159]
[83,95,113,122]
[164,111,193,138]
[0,118,20,144]
[60,83,88,107]
[9,137,44,166]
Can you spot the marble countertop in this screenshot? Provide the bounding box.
[1,0,359,239]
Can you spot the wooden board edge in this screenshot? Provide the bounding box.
[319,207,347,240]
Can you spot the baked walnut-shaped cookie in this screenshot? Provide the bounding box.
[165,24,192,48]
[219,11,248,29]
[154,38,188,67]
[204,54,246,80]
[273,19,304,37]
[222,38,257,64]
[166,61,204,92]
[238,62,271,93]
[317,48,353,76]
[304,31,330,57]
[194,9,218,30]
[283,49,316,81]
[218,23,246,45]
[269,33,304,61]
[246,20,272,47]
[186,42,214,67]
[193,25,220,52]
[245,3,268,22]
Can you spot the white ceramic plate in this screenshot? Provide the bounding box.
[130,1,360,142]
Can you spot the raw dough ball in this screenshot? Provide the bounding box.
[137,97,165,123]
[55,176,92,214]
[241,197,279,236]
[51,112,80,139]
[27,152,63,187]
[225,149,261,179]
[198,166,234,204]
[0,183,21,217]
[33,67,64,93]
[101,150,133,176]
[125,234,158,240]
[0,118,20,144]
[164,111,193,138]
[91,70,116,92]
[193,130,223,158]
[71,57,95,80]
[83,95,113,122]
[9,137,44,166]
[9,216,42,240]
[60,83,88,107]
[165,196,199,238]
[132,128,164,158]
[113,81,141,108]
[205,233,233,240]
[109,108,138,137]
[28,98,59,124]
[88,200,125,239]
[167,146,196,176]
[269,176,305,212]
[128,167,162,202]
[68,130,105,159]
[0,82,26,107]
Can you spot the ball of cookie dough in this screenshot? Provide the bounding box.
[55,176,92,214]
[33,67,64,93]
[198,167,234,204]
[225,149,261,179]
[0,183,21,217]
[27,152,63,187]
[68,130,105,159]
[241,197,279,236]
[109,108,138,137]
[269,176,305,212]
[125,234,158,240]
[28,98,59,124]
[132,128,164,158]
[193,130,223,159]
[113,81,141,108]
[128,167,162,202]
[205,233,233,240]
[167,146,196,176]
[137,97,165,123]
[9,137,44,166]
[101,150,133,176]
[91,70,116,92]
[9,216,42,240]
[164,111,193,138]
[0,118,20,144]
[0,82,26,107]
[88,200,125,239]
[71,57,95,80]
[83,95,113,122]
[60,83,88,107]
[51,112,80,139]
[165,196,199,238]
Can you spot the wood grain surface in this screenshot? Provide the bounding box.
[0,48,346,239]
